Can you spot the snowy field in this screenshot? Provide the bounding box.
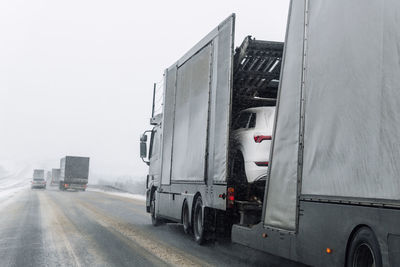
[0,160,32,209]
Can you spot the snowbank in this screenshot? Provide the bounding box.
[0,160,32,208]
[87,187,145,202]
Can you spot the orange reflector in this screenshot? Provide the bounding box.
[227,187,235,208]
[326,248,332,254]
[262,233,268,238]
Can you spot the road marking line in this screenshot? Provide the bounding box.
[38,193,82,267]
[76,199,211,267]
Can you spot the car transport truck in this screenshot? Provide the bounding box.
[141,1,400,266]
[230,1,400,266]
[140,13,283,244]
[59,156,90,191]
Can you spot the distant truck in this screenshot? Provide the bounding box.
[59,156,90,191]
[31,169,46,189]
[51,168,61,186]
[46,170,51,182]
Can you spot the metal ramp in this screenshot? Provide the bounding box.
[233,36,284,103]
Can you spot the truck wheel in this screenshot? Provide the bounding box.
[346,227,382,267]
[150,193,162,226]
[193,196,206,244]
[182,201,191,234]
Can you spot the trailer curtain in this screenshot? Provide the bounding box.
[301,0,400,200]
[264,0,305,231]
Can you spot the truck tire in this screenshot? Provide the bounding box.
[182,201,191,234]
[193,196,206,245]
[150,193,162,226]
[346,227,382,267]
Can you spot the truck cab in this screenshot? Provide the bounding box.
[140,113,162,214]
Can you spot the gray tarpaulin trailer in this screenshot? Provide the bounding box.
[232,0,400,266]
[51,168,60,185]
[59,156,90,191]
[33,169,45,179]
[141,14,284,244]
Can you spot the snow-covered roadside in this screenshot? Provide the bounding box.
[87,188,146,202]
[0,160,32,210]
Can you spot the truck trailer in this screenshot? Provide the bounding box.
[141,1,400,266]
[33,169,45,180]
[31,169,46,189]
[229,1,400,267]
[140,13,283,244]
[59,156,90,191]
[51,168,60,186]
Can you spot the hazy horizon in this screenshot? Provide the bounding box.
[0,0,290,181]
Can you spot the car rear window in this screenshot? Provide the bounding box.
[233,112,250,130]
[248,113,256,128]
[233,112,257,130]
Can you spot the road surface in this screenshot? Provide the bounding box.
[0,186,300,267]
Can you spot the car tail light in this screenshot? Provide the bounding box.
[255,161,269,167]
[254,135,272,143]
[227,187,235,208]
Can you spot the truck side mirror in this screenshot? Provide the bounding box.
[140,135,147,159]
[140,134,147,142]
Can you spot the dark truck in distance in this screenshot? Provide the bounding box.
[59,156,90,191]
[31,169,46,189]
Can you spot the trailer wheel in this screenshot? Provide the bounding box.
[346,227,382,267]
[182,201,191,234]
[150,193,162,226]
[193,196,206,244]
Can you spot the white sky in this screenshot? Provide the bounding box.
[0,0,290,180]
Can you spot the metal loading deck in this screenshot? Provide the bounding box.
[233,36,284,107]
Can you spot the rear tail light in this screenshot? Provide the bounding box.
[227,187,235,208]
[254,135,272,143]
[255,161,269,167]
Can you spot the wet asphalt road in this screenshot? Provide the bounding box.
[0,187,300,267]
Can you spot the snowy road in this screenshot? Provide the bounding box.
[0,187,299,267]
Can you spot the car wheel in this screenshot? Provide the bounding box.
[182,201,191,234]
[346,227,382,267]
[193,196,206,245]
[150,193,162,226]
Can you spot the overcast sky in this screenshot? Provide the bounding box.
[0,0,290,180]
